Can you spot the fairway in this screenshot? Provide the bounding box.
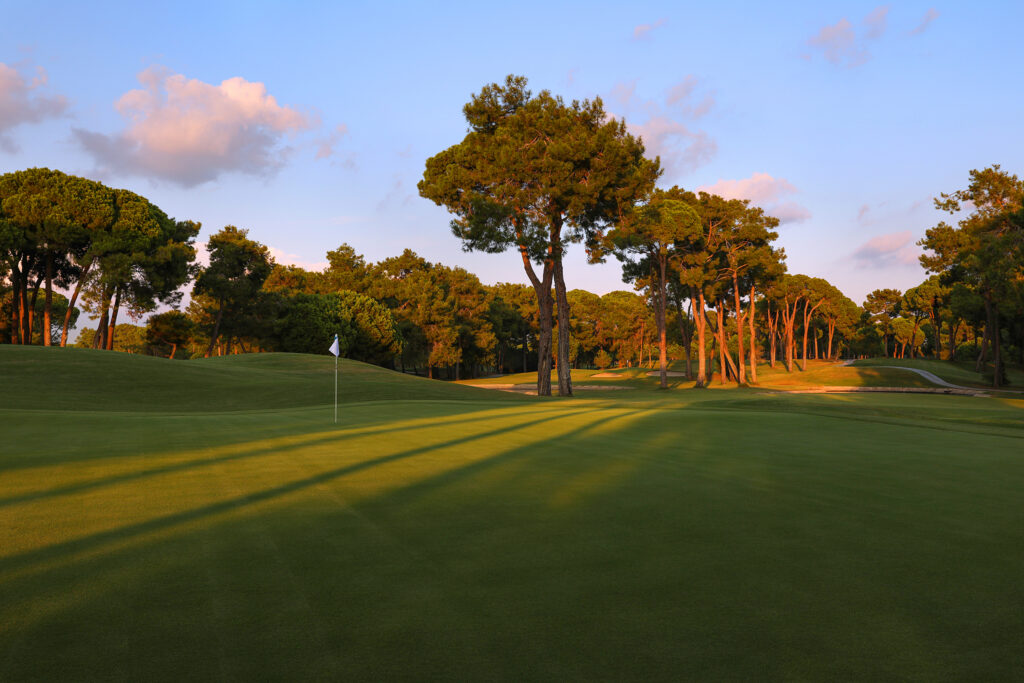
[3,348,1024,680]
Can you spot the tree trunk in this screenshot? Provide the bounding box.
[692,289,707,388]
[768,309,778,368]
[656,255,668,389]
[28,272,43,344]
[106,288,122,351]
[827,322,835,360]
[516,226,554,396]
[673,294,692,380]
[61,258,93,346]
[43,251,54,346]
[986,298,1001,388]
[552,239,572,397]
[93,286,113,349]
[748,285,758,384]
[716,303,728,385]
[732,274,746,385]
[975,321,989,372]
[801,301,811,371]
[205,298,226,358]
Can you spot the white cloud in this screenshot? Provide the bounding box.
[0,62,69,152]
[697,172,811,224]
[633,18,667,40]
[74,66,313,186]
[909,8,939,36]
[267,246,329,272]
[851,230,921,268]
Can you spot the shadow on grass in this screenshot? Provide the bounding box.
[0,405,604,578]
[0,404,561,508]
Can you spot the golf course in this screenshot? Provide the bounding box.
[3,346,1023,680]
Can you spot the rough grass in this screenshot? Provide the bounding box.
[2,347,1024,680]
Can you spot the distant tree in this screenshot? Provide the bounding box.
[419,74,659,395]
[864,288,903,357]
[193,226,273,357]
[604,188,701,388]
[146,311,195,359]
[919,165,1024,386]
[594,348,613,369]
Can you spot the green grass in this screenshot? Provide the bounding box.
[464,360,940,391]
[853,356,1024,389]
[2,347,1024,680]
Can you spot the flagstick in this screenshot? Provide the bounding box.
[334,353,338,424]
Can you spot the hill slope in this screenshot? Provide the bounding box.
[0,346,528,412]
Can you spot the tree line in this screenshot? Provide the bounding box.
[3,80,1021,390]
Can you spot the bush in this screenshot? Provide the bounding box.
[954,342,979,362]
[594,349,613,369]
[274,291,402,364]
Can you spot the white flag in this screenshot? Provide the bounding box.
[328,334,340,357]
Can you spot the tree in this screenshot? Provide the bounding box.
[604,188,700,388]
[919,165,1024,386]
[419,75,659,396]
[145,311,195,359]
[864,288,902,357]
[0,168,116,346]
[192,226,273,357]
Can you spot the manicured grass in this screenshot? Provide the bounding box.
[853,357,1024,389]
[465,360,939,391]
[2,347,1024,680]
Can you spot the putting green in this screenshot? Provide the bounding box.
[2,348,1023,680]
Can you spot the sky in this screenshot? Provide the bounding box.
[2,0,1022,310]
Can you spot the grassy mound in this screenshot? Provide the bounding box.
[0,346,527,412]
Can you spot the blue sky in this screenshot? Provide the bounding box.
[2,1,1021,306]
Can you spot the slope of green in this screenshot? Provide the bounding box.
[0,346,528,412]
[2,350,1024,680]
[853,357,1024,388]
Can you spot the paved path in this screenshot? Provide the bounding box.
[842,359,971,388]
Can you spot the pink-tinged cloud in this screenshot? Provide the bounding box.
[666,76,697,106]
[909,8,939,35]
[852,230,921,268]
[315,124,349,160]
[864,5,889,39]
[857,204,871,221]
[698,172,797,203]
[633,18,667,40]
[627,116,716,177]
[697,172,810,224]
[664,75,714,119]
[771,202,812,224]
[807,18,869,67]
[0,62,69,152]
[74,66,312,186]
[610,80,637,107]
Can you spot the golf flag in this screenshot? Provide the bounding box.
[329,334,340,424]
